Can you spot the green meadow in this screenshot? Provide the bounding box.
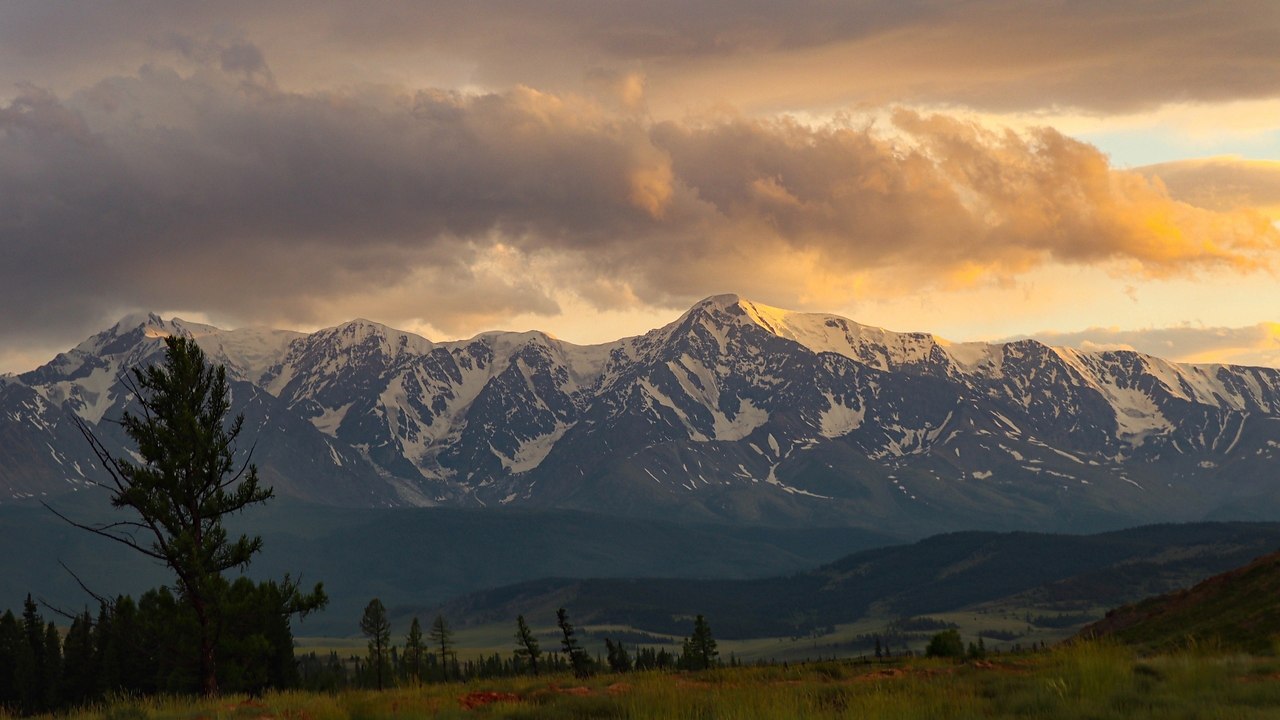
[21,641,1280,720]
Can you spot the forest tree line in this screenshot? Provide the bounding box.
[0,577,302,715]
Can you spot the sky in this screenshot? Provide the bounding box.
[2,1,1280,373]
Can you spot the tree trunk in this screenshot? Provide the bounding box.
[193,594,218,696]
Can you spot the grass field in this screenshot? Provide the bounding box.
[22,640,1280,719]
[296,600,1095,666]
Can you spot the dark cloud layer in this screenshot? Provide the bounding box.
[1,1,1277,114]
[2,56,1277,355]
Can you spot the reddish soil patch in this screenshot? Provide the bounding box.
[606,682,632,695]
[458,691,522,710]
[558,685,593,696]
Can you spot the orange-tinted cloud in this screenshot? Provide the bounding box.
[1139,157,1280,221]
[1,60,1278,360]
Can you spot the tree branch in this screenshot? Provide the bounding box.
[40,501,168,563]
[57,559,112,608]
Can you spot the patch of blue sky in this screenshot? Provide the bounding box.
[1081,127,1280,169]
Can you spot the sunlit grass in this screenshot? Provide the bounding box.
[35,641,1280,719]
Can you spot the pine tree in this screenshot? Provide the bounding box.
[556,608,590,679]
[403,617,425,685]
[41,622,61,710]
[360,599,391,690]
[429,615,455,682]
[514,615,541,676]
[604,639,632,673]
[61,336,323,695]
[61,609,97,708]
[0,609,20,711]
[687,615,719,671]
[19,595,44,714]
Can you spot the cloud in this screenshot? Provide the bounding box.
[1030,323,1280,368]
[1138,157,1280,221]
[1,1,1277,116]
[2,58,1279,362]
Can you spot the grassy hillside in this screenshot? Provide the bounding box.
[1081,549,1280,653]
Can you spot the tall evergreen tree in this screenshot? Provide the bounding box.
[514,615,541,676]
[685,615,719,671]
[19,595,44,714]
[61,609,97,708]
[403,617,425,685]
[41,622,61,710]
[429,615,455,682]
[604,639,632,673]
[556,608,590,679]
[360,599,391,690]
[0,609,20,711]
[61,336,325,695]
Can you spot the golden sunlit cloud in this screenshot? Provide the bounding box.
[2,59,1279,370]
[1,4,1279,373]
[1139,157,1280,222]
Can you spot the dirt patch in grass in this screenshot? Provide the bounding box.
[459,691,522,710]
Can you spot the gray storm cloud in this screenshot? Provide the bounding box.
[2,58,1279,354]
[0,1,1277,114]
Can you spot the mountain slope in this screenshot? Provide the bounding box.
[4,296,1280,532]
[0,491,895,636]
[1080,547,1280,653]
[427,522,1280,640]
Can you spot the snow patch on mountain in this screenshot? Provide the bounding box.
[819,393,866,438]
[497,422,572,473]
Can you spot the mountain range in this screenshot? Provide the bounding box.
[5,294,1280,534]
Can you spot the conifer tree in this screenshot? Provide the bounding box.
[556,608,590,679]
[19,595,44,714]
[61,336,324,695]
[605,639,632,673]
[686,614,719,671]
[430,615,455,682]
[403,617,425,685]
[514,615,541,676]
[0,610,19,711]
[360,599,391,690]
[61,610,97,708]
[41,622,61,710]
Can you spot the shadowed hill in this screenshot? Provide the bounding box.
[1080,549,1280,653]
[427,522,1280,639]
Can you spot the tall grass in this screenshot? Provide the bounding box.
[32,642,1280,719]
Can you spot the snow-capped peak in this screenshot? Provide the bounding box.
[676,294,950,372]
[319,319,437,357]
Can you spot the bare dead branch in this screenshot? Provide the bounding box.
[36,596,78,622]
[40,501,168,563]
[58,560,112,608]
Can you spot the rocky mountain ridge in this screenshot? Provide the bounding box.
[4,295,1280,533]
